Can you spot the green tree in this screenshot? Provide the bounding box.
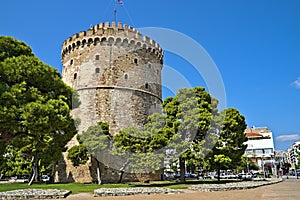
[67,122,114,184]
[0,145,32,178]
[205,108,247,181]
[162,87,213,182]
[0,36,33,62]
[67,143,89,167]
[80,122,111,184]
[0,36,77,185]
[236,156,259,173]
[112,113,172,182]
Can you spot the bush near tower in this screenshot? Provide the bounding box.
[0,36,77,185]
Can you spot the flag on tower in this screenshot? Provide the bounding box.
[116,0,124,5]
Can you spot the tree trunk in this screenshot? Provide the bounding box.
[50,162,57,183]
[95,159,102,185]
[118,171,124,183]
[34,158,40,182]
[28,156,36,186]
[118,161,129,183]
[217,168,221,182]
[179,156,186,183]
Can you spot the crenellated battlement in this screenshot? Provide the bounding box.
[62,22,163,61]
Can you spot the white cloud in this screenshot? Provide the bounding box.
[276,134,300,142]
[291,78,300,89]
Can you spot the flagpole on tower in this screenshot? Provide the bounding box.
[114,0,124,22]
[114,8,117,22]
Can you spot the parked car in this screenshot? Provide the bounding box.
[214,173,229,179]
[173,173,198,179]
[227,174,238,179]
[185,173,198,179]
[41,175,50,183]
[164,173,175,180]
[238,173,252,181]
[203,175,212,179]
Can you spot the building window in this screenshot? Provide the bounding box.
[134,58,138,64]
[145,83,148,89]
[124,74,128,79]
[245,149,253,155]
[95,55,100,60]
[148,63,151,68]
[70,59,74,65]
[95,68,100,73]
[254,149,263,155]
[74,73,77,80]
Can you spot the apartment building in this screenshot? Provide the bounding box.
[244,127,276,174]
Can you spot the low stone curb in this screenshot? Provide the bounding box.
[0,189,71,199]
[189,178,283,192]
[94,187,182,197]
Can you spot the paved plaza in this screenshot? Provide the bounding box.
[66,179,300,200]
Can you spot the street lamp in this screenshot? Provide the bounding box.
[262,154,266,179]
[271,154,277,178]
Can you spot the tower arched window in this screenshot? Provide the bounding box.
[95,68,100,73]
[70,59,74,65]
[145,83,149,89]
[74,73,77,80]
[95,55,100,60]
[124,74,128,80]
[134,58,138,64]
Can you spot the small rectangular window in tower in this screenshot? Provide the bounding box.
[124,74,128,79]
[70,59,74,65]
[95,55,100,60]
[74,73,77,80]
[134,58,138,64]
[95,68,100,73]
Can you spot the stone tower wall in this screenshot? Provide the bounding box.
[58,22,164,183]
[62,21,163,135]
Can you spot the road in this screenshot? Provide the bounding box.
[66,179,300,200]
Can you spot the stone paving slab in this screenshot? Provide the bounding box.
[0,189,71,199]
[94,187,182,197]
[189,178,282,192]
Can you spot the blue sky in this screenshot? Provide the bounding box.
[1,0,300,150]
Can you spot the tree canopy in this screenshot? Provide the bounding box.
[204,108,247,181]
[0,36,77,184]
[0,36,33,62]
[162,86,215,181]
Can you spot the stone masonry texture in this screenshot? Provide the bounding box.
[55,22,164,183]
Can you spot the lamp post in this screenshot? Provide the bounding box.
[246,154,252,173]
[246,158,249,173]
[271,154,277,178]
[262,154,265,179]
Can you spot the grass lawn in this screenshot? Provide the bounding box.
[0,179,239,194]
[0,182,133,194]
